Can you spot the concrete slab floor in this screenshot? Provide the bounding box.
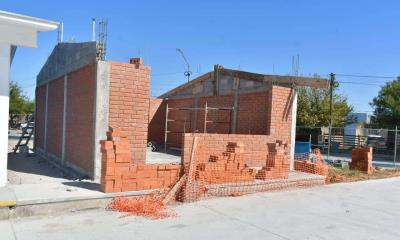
[7,131,71,185]
[4,136,180,206]
[146,148,181,164]
[7,153,74,185]
[2,177,400,240]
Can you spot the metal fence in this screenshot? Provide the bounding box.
[296,126,400,166]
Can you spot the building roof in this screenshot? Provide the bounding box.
[160,66,330,98]
[37,42,97,86]
[0,10,58,31]
[0,10,58,49]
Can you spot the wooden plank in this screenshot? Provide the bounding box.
[182,136,198,202]
[163,173,187,204]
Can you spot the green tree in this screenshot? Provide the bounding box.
[297,85,353,127]
[9,81,35,127]
[370,79,400,128]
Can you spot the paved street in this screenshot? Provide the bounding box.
[2,177,400,240]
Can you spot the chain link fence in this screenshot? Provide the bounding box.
[296,126,400,167]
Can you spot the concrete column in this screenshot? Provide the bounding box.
[230,76,240,134]
[0,43,11,186]
[44,83,49,152]
[290,90,298,171]
[93,61,110,182]
[61,75,68,165]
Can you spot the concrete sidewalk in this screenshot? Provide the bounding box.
[3,177,400,240]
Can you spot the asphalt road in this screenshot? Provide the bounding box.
[2,177,400,240]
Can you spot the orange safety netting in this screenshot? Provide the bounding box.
[109,194,177,219]
[177,140,296,202]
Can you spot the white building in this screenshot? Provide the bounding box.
[0,10,58,187]
[347,112,371,125]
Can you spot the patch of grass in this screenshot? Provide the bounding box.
[326,166,400,184]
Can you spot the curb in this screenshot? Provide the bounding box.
[0,189,156,220]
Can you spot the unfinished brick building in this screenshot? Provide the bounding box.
[35,42,150,181]
[149,65,329,169]
[35,41,329,195]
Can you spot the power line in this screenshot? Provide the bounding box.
[151,72,182,77]
[335,73,397,79]
[337,81,384,86]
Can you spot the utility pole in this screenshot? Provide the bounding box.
[327,73,335,162]
[394,125,398,168]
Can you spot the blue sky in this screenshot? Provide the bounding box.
[2,0,400,113]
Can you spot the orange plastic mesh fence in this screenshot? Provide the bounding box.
[294,148,329,176]
[176,140,325,203]
[103,128,328,207]
[294,152,310,161]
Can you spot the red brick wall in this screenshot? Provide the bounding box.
[35,85,47,150]
[148,96,234,147]
[46,77,64,158]
[236,92,269,134]
[148,98,165,144]
[198,95,233,134]
[267,86,293,144]
[108,59,150,164]
[65,64,96,175]
[101,127,180,193]
[164,98,195,147]
[181,133,286,167]
[148,87,294,150]
[149,98,164,123]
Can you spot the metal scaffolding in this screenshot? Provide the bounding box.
[164,101,234,152]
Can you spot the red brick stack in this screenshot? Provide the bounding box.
[294,148,329,176]
[100,127,181,193]
[256,141,290,180]
[195,142,257,184]
[294,161,329,176]
[350,147,373,174]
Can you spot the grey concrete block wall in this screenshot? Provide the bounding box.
[37,42,97,87]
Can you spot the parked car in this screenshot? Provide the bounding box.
[366,135,387,151]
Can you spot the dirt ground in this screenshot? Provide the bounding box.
[326,166,400,184]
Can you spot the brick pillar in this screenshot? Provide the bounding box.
[267,86,293,144]
[267,86,294,170]
[108,58,151,164]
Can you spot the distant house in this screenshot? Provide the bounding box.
[347,112,371,125]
